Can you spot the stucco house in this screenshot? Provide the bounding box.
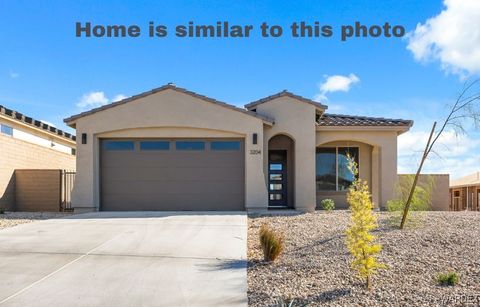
[0,105,76,211]
[450,172,480,211]
[64,84,412,212]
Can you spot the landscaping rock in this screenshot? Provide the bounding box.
[248,211,480,306]
[0,212,71,230]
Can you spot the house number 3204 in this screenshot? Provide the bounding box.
[250,149,261,155]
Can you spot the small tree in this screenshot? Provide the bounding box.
[345,156,385,290]
[400,79,480,229]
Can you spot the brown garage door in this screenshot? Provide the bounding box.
[100,138,245,211]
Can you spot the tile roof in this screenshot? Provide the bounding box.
[0,105,76,141]
[64,84,274,125]
[450,172,480,188]
[316,113,413,127]
[245,90,328,110]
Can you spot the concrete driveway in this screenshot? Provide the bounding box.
[0,212,247,307]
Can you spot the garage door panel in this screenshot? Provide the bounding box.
[102,192,243,211]
[102,179,243,195]
[101,166,244,182]
[101,138,245,211]
[102,153,243,168]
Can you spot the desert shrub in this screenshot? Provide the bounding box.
[274,297,307,307]
[345,156,385,290]
[437,272,459,286]
[259,224,284,262]
[387,175,434,227]
[320,199,335,212]
[387,175,434,212]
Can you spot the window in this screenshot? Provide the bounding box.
[269,174,282,181]
[269,184,282,190]
[270,163,283,171]
[316,148,336,191]
[176,141,205,151]
[140,141,170,150]
[71,148,76,155]
[316,147,359,191]
[0,124,13,136]
[104,141,134,151]
[211,141,240,151]
[338,147,358,190]
[269,194,282,200]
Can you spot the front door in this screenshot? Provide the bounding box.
[268,150,288,208]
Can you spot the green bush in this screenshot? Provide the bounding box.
[387,175,434,212]
[437,272,459,286]
[0,207,5,214]
[320,199,335,212]
[259,224,284,262]
[387,175,434,227]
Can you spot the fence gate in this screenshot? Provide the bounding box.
[61,170,76,212]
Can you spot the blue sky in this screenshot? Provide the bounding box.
[1,0,479,178]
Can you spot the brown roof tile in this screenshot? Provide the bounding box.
[317,113,413,127]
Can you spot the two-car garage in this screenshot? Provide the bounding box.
[100,138,245,211]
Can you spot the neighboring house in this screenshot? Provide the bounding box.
[450,172,480,211]
[0,105,76,210]
[397,174,450,211]
[64,84,412,212]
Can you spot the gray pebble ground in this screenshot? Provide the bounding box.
[0,212,70,230]
[248,211,480,306]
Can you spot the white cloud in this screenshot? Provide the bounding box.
[398,129,480,178]
[314,73,360,101]
[9,71,19,79]
[407,0,480,77]
[76,91,128,109]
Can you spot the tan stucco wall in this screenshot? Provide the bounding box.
[70,89,268,211]
[256,96,317,212]
[316,129,399,209]
[0,134,76,210]
[397,174,450,211]
[15,170,62,212]
[316,141,373,209]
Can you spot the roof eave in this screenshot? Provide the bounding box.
[316,125,412,132]
[245,91,328,111]
[63,84,275,126]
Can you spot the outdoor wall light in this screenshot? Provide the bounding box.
[81,133,87,144]
[253,133,258,145]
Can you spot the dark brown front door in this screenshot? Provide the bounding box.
[268,150,288,208]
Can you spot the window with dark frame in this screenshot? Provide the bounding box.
[316,147,359,191]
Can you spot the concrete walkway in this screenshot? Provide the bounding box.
[0,212,247,307]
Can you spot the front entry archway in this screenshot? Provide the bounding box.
[268,134,295,209]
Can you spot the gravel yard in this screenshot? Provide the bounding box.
[0,212,71,230]
[248,211,480,306]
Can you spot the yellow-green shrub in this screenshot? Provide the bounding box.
[345,156,385,289]
[259,224,284,262]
